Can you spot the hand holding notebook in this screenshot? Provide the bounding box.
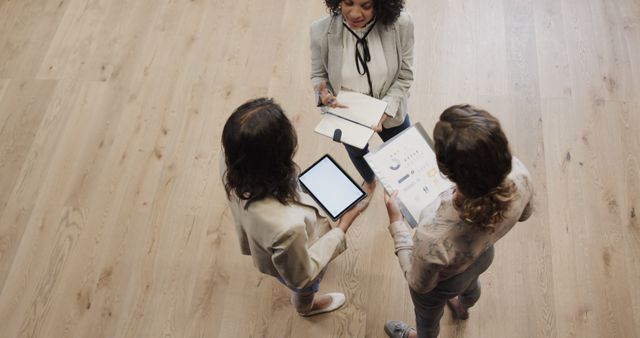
[314,91,388,149]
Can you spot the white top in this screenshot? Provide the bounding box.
[341,19,388,97]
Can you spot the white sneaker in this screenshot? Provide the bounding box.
[298,292,346,317]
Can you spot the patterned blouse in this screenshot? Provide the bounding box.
[388,157,535,293]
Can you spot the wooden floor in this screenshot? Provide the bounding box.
[0,0,638,337]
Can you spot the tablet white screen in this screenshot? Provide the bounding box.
[299,156,365,219]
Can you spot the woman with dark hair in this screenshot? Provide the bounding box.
[383,105,535,338]
[220,98,363,316]
[310,0,414,205]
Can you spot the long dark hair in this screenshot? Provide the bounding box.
[222,98,300,209]
[323,0,405,26]
[433,104,516,230]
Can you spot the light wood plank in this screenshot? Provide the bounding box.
[0,1,639,337]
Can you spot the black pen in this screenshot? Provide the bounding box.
[322,110,372,129]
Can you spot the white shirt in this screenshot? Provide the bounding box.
[341,19,388,97]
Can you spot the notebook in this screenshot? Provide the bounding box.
[314,91,388,149]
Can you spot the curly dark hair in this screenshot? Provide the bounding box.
[222,98,300,209]
[324,0,405,26]
[433,104,516,230]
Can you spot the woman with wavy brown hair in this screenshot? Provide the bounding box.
[220,98,363,316]
[310,0,414,206]
[383,105,535,338]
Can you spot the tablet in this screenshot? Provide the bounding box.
[299,154,367,220]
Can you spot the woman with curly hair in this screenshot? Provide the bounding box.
[220,98,363,316]
[383,105,535,338]
[310,0,414,205]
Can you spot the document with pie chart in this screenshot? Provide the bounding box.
[364,123,453,227]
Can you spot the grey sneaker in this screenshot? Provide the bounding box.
[384,320,414,338]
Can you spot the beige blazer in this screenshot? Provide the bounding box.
[220,158,347,289]
[310,12,414,128]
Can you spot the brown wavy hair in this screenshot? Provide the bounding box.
[222,98,300,209]
[433,104,516,230]
[324,0,405,26]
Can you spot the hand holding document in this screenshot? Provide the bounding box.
[314,91,388,149]
[384,191,404,224]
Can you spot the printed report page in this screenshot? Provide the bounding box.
[365,124,453,226]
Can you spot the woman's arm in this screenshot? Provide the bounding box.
[382,12,414,117]
[385,191,444,294]
[271,225,346,289]
[388,221,444,293]
[310,22,331,105]
[513,157,535,222]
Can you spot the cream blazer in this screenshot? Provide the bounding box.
[220,158,347,289]
[310,12,414,128]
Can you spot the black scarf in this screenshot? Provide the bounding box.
[343,19,377,96]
